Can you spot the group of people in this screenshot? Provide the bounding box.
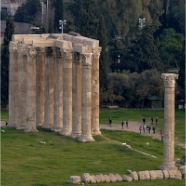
[108,116,129,129]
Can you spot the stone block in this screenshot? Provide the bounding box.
[115,173,123,181]
[108,173,117,182]
[90,175,96,183]
[168,170,182,180]
[149,170,164,180]
[131,171,139,181]
[95,174,103,183]
[179,165,186,175]
[68,176,81,184]
[162,170,170,179]
[138,170,150,180]
[82,173,93,183]
[122,175,133,182]
[103,175,110,183]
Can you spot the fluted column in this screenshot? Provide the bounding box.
[91,48,102,135]
[43,48,54,129]
[72,52,82,138]
[79,53,94,142]
[160,73,178,170]
[8,42,18,127]
[17,44,27,130]
[36,47,45,126]
[59,49,73,136]
[25,47,37,132]
[52,48,63,132]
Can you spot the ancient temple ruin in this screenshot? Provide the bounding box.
[8,33,102,142]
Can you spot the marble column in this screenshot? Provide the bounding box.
[36,47,45,126]
[160,73,178,170]
[25,47,37,132]
[8,42,18,127]
[91,48,102,135]
[72,52,82,138]
[59,49,73,136]
[52,48,63,132]
[43,48,54,129]
[17,44,27,130]
[79,53,95,142]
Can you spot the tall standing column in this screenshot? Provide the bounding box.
[72,52,82,138]
[91,48,102,135]
[17,44,27,130]
[36,47,45,126]
[160,73,178,170]
[43,48,54,129]
[59,49,73,136]
[25,47,37,132]
[8,42,18,127]
[53,48,63,132]
[79,53,94,142]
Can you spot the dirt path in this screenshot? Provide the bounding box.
[100,121,186,149]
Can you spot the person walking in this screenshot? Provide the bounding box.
[109,116,112,127]
[155,117,158,125]
[121,120,124,129]
[151,117,154,124]
[143,124,146,134]
[143,117,146,125]
[152,125,156,134]
[160,129,164,141]
[139,125,142,134]
[125,120,128,128]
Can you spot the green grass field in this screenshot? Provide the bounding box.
[1,108,185,186]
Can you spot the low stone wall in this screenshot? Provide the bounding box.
[68,169,184,184]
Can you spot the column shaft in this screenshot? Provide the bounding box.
[160,73,178,170]
[17,44,27,130]
[25,47,37,132]
[59,49,72,136]
[8,42,18,127]
[79,53,94,142]
[36,47,45,126]
[72,53,82,138]
[53,48,63,132]
[91,49,102,135]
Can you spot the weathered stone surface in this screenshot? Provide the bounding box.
[149,170,164,180]
[179,165,186,175]
[138,170,150,180]
[122,175,133,182]
[68,176,81,184]
[115,173,123,181]
[95,174,102,183]
[162,170,170,179]
[90,175,97,183]
[131,171,139,181]
[82,173,93,183]
[168,170,182,180]
[103,175,110,183]
[108,173,117,182]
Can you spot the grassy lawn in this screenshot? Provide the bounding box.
[1,108,185,186]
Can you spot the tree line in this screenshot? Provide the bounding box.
[1,0,185,108]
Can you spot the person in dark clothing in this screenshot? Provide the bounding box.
[5,121,8,126]
[109,116,112,127]
[151,117,153,124]
[152,125,156,134]
[126,120,128,128]
[143,118,146,125]
[155,117,158,125]
[146,125,151,134]
[121,120,124,129]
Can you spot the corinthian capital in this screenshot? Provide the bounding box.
[62,49,72,59]
[9,42,17,53]
[161,73,178,87]
[93,47,102,58]
[28,47,37,58]
[82,53,93,66]
[18,43,27,56]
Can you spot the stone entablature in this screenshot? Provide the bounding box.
[9,33,102,142]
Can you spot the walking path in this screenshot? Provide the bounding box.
[100,121,186,149]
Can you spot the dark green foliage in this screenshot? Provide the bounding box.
[1,16,14,106]
[14,0,41,24]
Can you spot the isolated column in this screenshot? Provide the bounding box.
[79,53,94,142]
[17,44,27,130]
[52,48,63,132]
[91,48,102,135]
[25,47,37,132]
[8,42,18,127]
[160,73,178,170]
[36,47,45,126]
[59,49,72,136]
[72,52,82,138]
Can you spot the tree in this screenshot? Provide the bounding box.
[54,0,64,32]
[1,16,14,106]
[14,0,41,24]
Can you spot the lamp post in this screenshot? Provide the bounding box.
[59,19,66,34]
